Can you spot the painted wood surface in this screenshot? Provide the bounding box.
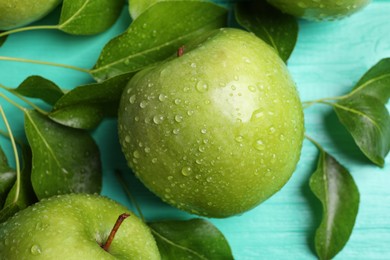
[0,1,389,259]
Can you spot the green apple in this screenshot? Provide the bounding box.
[0,0,62,30]
[118,28,304,218]
[0,193,160,259]
[267,0,371,21]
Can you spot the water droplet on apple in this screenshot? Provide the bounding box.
[158,93,167,102]
[235,135,244,143]
[248,85,256,92]
[174,115,183,122]
[133,151,140,159]
[254,140,265,151]
[195,80,208,92]
[30,244,42,255]
[139,100,147,108]
[181,166,192,176]
[153,115,164,124]
[129,95,136,104]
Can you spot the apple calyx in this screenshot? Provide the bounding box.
[101,213,130,251]
[177,45,185,57]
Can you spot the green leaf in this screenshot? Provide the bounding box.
[14,76,64,106]
[0,146,16,208]
[49,104,104,130]
[350,58,390,104]
[49,72,133,129]
[149,218,233,260]
[0,146,37,223]
[58,0,125,35]
[235,1,298,62]
[334,95,390,167]
[310,150,359,260]
[91,1,227,81]
[24,110,102,200]
[129,0,198,20]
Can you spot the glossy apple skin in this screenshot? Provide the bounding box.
[0,0,62,30]
[267,0,371,21]
[118,28,304,218]
[0,194,160,259]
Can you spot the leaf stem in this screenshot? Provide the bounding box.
[0,105,21,203]
[0,56,91,75]
[0,93,26,112]
[302,97,343,109]
[0,84,49,115]
[0,25,58,38]
[304,133,325,152]
[115,170,146,222]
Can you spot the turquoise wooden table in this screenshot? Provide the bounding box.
[0,1,389,259]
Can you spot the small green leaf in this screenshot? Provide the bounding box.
[0,147,16,208]
[0,146,37,223]
[350,58,390,104]
[235,1,298,62]
[24,110,102,200]
[334,95,390,167]
[149,218,234,260]
[91,1,227,81]
[58,0,125,35]
[310,150,359,260]
[49,104,104,130]
[129,0,198,20]
[14,76,64,106]
[50,72,133,129]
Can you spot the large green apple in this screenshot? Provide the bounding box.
[118,28,304,218]
[267,0,371,21]
[0,0,62,30]
[0,193,160,259]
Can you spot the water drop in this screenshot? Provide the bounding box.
[235,135,244,143]
[129,95,136,104]
[195,81,208,92]
[133,151,140,159]
[30,245,42,255]
[181,166,192,176]
[140,100,147,108]
[153,115,164,124]
[158,93,167,102]
[175,115,183,122]
[248,85,256,92]
[254,140,265,151]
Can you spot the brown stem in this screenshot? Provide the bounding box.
[101,213,130,251]
[177,45,185,57]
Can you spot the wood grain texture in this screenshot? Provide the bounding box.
[0,1,389,259]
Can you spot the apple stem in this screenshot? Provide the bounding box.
[177,45,185,57]
[101,213,130,252]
